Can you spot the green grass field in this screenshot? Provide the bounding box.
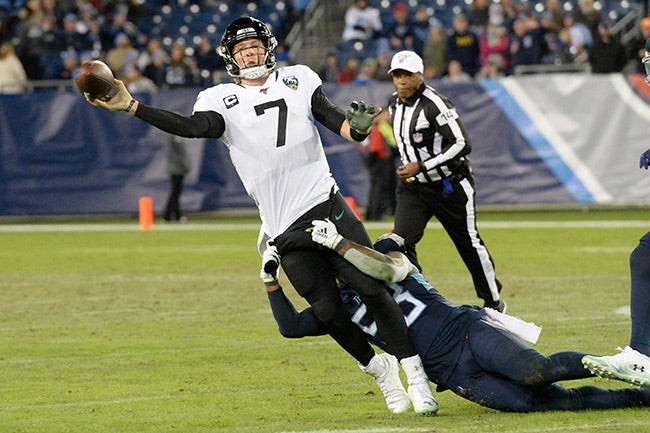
[2,209,650,433]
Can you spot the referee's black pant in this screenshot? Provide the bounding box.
[274,191,416,365]
[393,177,502,304]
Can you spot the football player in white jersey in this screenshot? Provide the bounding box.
[83,17,437,414]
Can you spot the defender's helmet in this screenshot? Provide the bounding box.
[218,17,278,80]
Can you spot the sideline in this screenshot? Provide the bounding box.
[0,220,648,233]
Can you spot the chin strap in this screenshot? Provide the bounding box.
[238,64,272,81]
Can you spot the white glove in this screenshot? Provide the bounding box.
[260,240,280,284]
[311,218,344,250]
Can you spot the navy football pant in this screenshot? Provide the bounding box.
[630,231,650,356]
[442,321,650,412]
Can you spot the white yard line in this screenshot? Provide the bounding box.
[0,220,648,233]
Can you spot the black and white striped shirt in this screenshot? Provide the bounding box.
[388,83,472,184]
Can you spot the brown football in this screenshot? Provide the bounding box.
[75,60,115,99]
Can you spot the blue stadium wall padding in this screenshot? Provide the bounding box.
[480,78,595,203]
[1,75,649,216]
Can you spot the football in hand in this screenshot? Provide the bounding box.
[75,60,115,99]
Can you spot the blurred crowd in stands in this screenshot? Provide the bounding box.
[0,0,305,92]
[327,0,649,84]
[0,0,648,94]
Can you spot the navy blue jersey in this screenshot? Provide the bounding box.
[340,271,485,384]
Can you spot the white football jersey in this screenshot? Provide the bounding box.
[193,65,337,237]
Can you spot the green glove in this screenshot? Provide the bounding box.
[345,101,382,132]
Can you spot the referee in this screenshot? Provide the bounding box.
[386,50,505,312]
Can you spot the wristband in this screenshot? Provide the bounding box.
[125,99,136,113]
[418,160,427,173]
[350,128,370,142]
[333,237,347,254]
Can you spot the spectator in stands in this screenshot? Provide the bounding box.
[13,0,47,79]
[575,0,603,41]
[194,35,225,85]
[57,48,78,80]
[542,28,577,65]
[338,55,360,83]
[513,0,530,18]
[103,0,146,26]
[507,14,548,73]
[468,0,491,35]
[539,11,560,38]
[163,40,201,89]
[587,22,627,73]
[442,59,472,82]
[137,38,162,72]
[353,57,379,85]
[318,51,340,82]
[375,49,392,81]
[422,19,448,79]
[78,4,103,54]
[543,0,564,32]
[497,0,517,31]
[479,21,509,75]
[541,18,575,66]
[120,65,158,93]
[106,32,137,76]
[411,6,430,56]
[563,11,592,64]
[0,41,28,93]
[447,14,480,77]
[143,47,168,87]
[56,13,92,53]
[626,17,650,74]
[488,3,505,27]
[100,10,140,52]
[379,2,415,56]
[341,0,382,43]
[41,0,69,28]
[79,50,93,65]
[39,13,62,79]
[477,57,505,78]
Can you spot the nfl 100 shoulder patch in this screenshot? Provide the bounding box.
[282,76,298,90]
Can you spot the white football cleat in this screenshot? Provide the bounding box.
[582,346,650,387]
[400,354,439,415]
[359,353,410,414]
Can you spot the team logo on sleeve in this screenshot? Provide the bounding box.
[223,94,239,109]
[282,76,299,90]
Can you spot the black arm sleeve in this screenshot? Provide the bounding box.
[267,289,327,338]
[311,85,346,135]
[135,104,225,138]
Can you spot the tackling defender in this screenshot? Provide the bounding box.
[82,16,437,414]
[261,220,650,412]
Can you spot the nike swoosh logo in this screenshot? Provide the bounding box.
[334,210,344,221]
